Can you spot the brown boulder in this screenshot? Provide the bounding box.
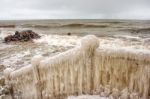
[4,30,40,43]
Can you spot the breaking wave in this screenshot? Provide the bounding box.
[61,23,109,28]
[21,23,109,28]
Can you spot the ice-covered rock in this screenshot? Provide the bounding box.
[111,88,120,99]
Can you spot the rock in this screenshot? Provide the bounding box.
[1,88,9,95]
[111,88,120,99]
[4,35,13,42]
[15,31,19,36]
[100,85,111,97]
[130,92,139,99]
[103,87,111,97]
[0,85,11,95]
[97,84,104,93]
[4,30,40,43]
[120,88,130,99]
[67,32,71,36]
[0,85,12,99]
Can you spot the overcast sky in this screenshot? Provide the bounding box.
[0,0,150,20]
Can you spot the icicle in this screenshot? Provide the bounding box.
[6,35,150,98]
[31,55,44,99]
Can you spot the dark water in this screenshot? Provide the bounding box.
[0,19,150,37]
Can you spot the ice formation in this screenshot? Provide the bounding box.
[67,95,109,99]
[4,35,150,99]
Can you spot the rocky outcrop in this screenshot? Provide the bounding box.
[4,30,40,43]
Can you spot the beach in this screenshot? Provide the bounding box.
[0,19,150,98]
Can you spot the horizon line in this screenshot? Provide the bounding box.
[0,18,150,21]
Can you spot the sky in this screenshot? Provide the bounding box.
[0,0,150,20]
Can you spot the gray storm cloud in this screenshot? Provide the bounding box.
[0,0,150,19]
